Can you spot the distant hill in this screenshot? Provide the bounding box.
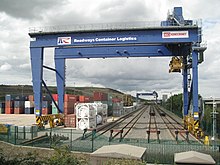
[0,85,124,101]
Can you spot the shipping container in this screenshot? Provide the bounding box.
[64,94,77,102]
[64,101,75,114]
[25,101,34,114]
[52,101,59,114]
[14,101,25,108]
[52,94,58,101]
[42,108,52,115]
[76,118,96,130]
[93,92,108,101]
[28,95,34,101]
[0,103,5,114]
[5,101,14,114]
[113,109,124,117]
[5,94,13,101]
[42,101,52,114]
[112,98,122,103]
[64,114,76,127]
[79,96,92,103]
[25,101,34,108]
[25,107,34,114]
[14,108,24,114]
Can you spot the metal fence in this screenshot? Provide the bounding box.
[0,125,219,164]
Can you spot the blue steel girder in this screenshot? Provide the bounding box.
[54,45,172,59]
[29,27,200,48]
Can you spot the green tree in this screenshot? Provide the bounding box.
[165,93,183,118]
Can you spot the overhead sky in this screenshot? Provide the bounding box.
[0,0,219,98]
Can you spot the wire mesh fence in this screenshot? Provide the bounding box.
[0,125,219,164]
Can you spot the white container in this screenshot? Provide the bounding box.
[25,101,34,108]
[96,115,103,125]
[75,103,96,118]
[77,118,96,130]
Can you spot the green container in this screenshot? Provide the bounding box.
[0,108,5,114]
[52,107,58,114]
[52,102,59,114]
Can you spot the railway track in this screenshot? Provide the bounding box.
[81,105,146,140]
[80,104,202,144]
[109,106,146,141]
[147,106,160,143]
[154,106,189,143]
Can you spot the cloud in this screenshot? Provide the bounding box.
[0,62,12,71]
[0,0,220,98]
[0,0,67,20]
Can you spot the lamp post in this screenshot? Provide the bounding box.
[170,92,173,112]
[211,96,218,150]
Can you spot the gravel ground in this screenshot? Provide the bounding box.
[0,114,35,126]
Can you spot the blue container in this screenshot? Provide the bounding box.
[25,107,34,114]
[5,95,13,101]
[14,101,25,108]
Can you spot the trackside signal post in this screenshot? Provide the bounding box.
[29,7,206,137]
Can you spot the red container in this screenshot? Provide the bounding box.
[93,92,108,101]
[42,107,52,115]
[52,94,58,101]
[64,114,76,127]
[5,107,14,114]
[112,98,122,103]
[14,108,24,114]
[64,94,77,102]
[28,95,34,101]
[79,96,92,103]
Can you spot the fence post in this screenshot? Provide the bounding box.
[70,129,72,151]
[49,127,52,148]
[92,129,96,152]
[7,125,10,142]
[14,126,17,145]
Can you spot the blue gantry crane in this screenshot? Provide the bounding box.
[136,91,158,103]
[29,7,206,138]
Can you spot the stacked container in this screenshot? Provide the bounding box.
[52,94,58,114]
[112,102,124,117]
[25,101,34,114]
[93,92,108,101]
[5,95,14,114]
[64,114,76,127]
[42,101,52,115]
[75,103,97,130]
[0,102,5,114]
[28,95,34,101]
[64,94,77,115]
[14,101,25,114]
[75,103,108,130]
[79,96,92,103]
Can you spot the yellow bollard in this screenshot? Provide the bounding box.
[112,117,114,121]
[204,136,209,145]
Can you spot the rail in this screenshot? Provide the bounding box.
[81,105,145,140]
[155,105,189,143]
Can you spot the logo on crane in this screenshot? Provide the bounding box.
[57,37,72,45]
[162,31,189,38]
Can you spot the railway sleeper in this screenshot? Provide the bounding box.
[109,129,123,142]
[174,129,189,142]
[81,128,96,140]
[146,129,160,143]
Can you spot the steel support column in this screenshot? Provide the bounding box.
[192,51,199,120]
[30,47,43,116]
[183,55,188,116]
[54,58,65,113]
